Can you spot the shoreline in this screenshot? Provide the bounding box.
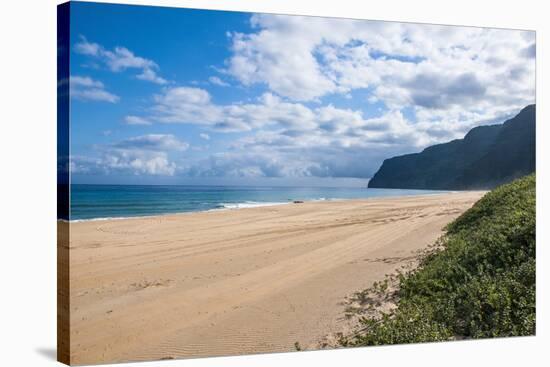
[67,191,485,364]
[67,190,466,223]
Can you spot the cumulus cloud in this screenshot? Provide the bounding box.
[100,149,177,176]
[125,80,530,178]
[227,17,340,101]
[226,15,535,117]
[128,84,478,178]
[173,14,534,180]
[521,43,536,59]
[143,87,320,132]
[113,134,189,151]
[150,86,229,129]
[183,133,413,180]
[138,86,451,146]
[69,75,119,103]
[74,134,189,176]
[405,72,486,109]
[209,109,436,178]
[74,36,168,84]
[208,76,230,87]
[74,16,535,181]
[125,115,152,125]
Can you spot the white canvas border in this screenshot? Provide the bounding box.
[0,0,546,366]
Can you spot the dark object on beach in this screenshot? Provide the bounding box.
[368,104,535,190]
[293,200,304,204]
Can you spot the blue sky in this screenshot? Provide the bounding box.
[66,1,535,186]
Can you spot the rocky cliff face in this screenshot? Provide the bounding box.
[368,105,535,190]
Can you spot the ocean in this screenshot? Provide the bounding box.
[70,184,447,221]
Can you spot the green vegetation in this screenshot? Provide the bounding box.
[341,174,536,346]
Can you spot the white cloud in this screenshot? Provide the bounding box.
[125,115,151,125]
[151,86,229,129]
[225,15,535,118]
[146,87,319,132]
[199,133,210,140]
[208,76,230,87]
[150,87,306,132]
[74,36,168,85]
[74,17,535,180]
[141,86,453,147]
[227,19,339,101]
[129,84,483,178]
[73,38,101,56]
[113,134,189,152]
[69,155,99,174]
[136,68,168,84]
[74,134,188,176]
[102,149,177,176]
[185,151,321,178]
[69,75,119,103]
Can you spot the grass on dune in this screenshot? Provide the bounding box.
[340,173,536,346]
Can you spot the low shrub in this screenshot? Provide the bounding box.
[344,174,536,346]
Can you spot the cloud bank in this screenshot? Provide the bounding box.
[73,15,535,180]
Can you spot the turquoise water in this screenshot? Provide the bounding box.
[70,184,447,221]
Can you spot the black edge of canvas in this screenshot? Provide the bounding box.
[57,1,71,365]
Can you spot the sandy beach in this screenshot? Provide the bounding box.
[65,192,484,364]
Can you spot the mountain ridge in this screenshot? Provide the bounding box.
[368,104,536,190]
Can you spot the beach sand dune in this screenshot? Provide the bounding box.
[65,192,484,364]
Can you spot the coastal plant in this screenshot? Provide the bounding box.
[340,173,536,346]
